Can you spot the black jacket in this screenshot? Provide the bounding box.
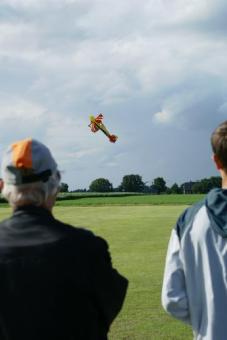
[0,206,128,340]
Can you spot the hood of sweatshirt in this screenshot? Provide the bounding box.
[206,188,227,237]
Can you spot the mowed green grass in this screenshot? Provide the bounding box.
[0,205,192,339]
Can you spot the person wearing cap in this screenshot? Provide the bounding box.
[162,120,227,340]
[0,138,128,340]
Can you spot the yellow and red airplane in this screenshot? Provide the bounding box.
[88,114,118,143]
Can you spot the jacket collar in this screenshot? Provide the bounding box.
[13,205,54,219]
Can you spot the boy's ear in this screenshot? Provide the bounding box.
[0,179,4,192]
[212,154,223,170]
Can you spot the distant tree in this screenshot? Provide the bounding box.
[120,174,145,192]
[192,176,221,194]
[166,187,172,194]
[149,184,159,194]
[153,177,167,194]
[89,178,113,192]
[143,185,152,193]
[59,182,69,193]
[113,185,123,192]
[170,183,182,194]
[191,181,203,194]
[209,176,222,188]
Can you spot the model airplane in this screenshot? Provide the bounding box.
[88,114,118,143]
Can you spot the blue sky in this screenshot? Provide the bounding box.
[0,0,226,189]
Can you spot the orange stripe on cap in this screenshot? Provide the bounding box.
[12,138,33,169]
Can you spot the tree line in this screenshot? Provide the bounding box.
[60,175,222,194]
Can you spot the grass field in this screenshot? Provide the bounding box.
[0,193,204,207]
[0,204,193,339]
[55,194,204,206]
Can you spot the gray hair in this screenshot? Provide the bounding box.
[2,171,61,208]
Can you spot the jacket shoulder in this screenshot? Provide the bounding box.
[50,216,93,236]
[176,199,205,240]
[53,218,108,250]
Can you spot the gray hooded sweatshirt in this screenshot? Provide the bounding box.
[162,189,227,340]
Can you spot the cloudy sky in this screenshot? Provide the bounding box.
[0,0,226,189]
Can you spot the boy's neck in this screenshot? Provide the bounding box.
[221,170,227,189]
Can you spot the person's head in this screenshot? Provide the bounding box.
[0,138,61,210]
[211,121,227,177]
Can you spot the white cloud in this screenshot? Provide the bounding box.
[0,96,47,120]
[0,0,226,187]
[0,0,85,9]
[153,110,173,124]
[43,115,109,164]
